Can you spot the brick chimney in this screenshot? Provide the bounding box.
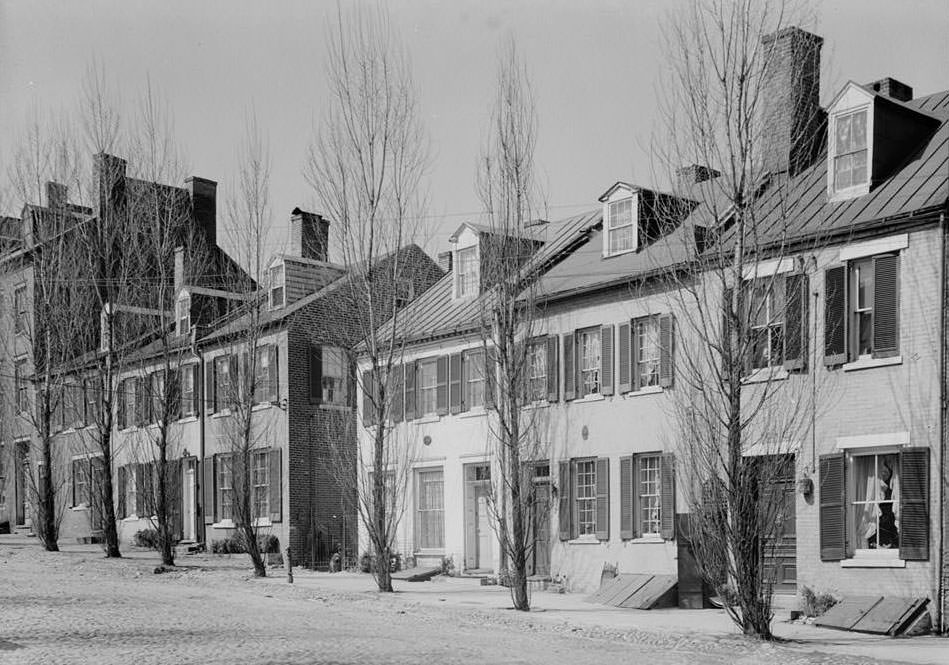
[760,27,823,176]
[46,182,67,210]
[94,153,127,218]
[866,77,913,102]
[185,176,217,246]
[675,164,720,193]
[289,208,329,261]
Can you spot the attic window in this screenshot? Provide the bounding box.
[831,108,869,198]
[176,296,190,337]
[606,197,636,256]
[454,246,479,298]
[269,264,285,309]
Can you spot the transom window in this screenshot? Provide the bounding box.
[748,279,785,370]
[575,459,597,536]
[635,317,661,387]
[176,297,190,336]
[416,468,445,550]
[577,328,601,396]
[321,347,348,405]
[269,264,285,309]
[463,350,485,409]
[638,455,662,535]
[455,246,479,298]
[851,452,899,551]
[607,198,635,254]
[834,109,868,192]
[252,451,269,520]
[418,359,438,416]
[527,341,547,401]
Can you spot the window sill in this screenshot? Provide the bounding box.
[415,415,441,424]
[177,415,198,424]
[122,515,142,522]
[843,356,902,372]
[602,247,637,260]
[828,182,870,203]
[459,408,487,419]
[623,385,663,398]
[628,536,665,544]
[567,535,602,545]
[253,518,272,528]
[522,401,550,411]
[574,393,605,404]
[70,504,89,512]
[211,410,231,419]
[840,556,905,569]
[251,402,272,412]
[742,366,789,384]
[211,520,235,529]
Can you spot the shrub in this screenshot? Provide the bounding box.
[259,534,280,554]
[358,551,402,573]
[801,586,838,618]
[210,534,279,555]
[133,529,160,550]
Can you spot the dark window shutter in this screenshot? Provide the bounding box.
[824,266,848,365]
[203,456,216,524]
[484,348,496,410]
[659,314,675,388]
[448,353,463,414]
[403,361,417,420]
[361,370,373,427]
[230,355,241,407]
[135,463,146,517]
[268,345,279,402]
[872,254,900,358]
[308,345,322,404]
[784,273,808,371]
[899,447,929,560]
[819,452,846,561]
[117,380,127,429]
[206,361,216,413]
[660,453,676,540]
[117,465,127,519]
[391,365,405,423]
[632,455,642,537]
[170,459,183,541]
[558,460,572,541]
[269,447,282,523]
[600,325,614,396]
[436,355,449,415]
[545,335,559,402]
[595,457,610,540]
[721,287,734,375]
[562,333,576,401]
[631,321,641,391]
[191,364,201,417]
[619,455,633,539]
[618,323,631,393]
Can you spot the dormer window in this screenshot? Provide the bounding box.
[176,296,190,337]
[607,198,635,254]
[833,109,869,193]
[269,263,285,309]
[454,246,479,298]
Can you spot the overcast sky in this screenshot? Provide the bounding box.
[1,0,946,258]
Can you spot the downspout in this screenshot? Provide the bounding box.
[939,210,947,634]
[197,344,207,547]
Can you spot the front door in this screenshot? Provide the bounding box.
[464,464,493,572]
[762,455,797,593]
[15,442,28,525]
[530,482,552,577]
[474,485,492,569]
[182,458,196,542]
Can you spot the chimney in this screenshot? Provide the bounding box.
[289,207,330,261]
[760,27,823,176]
[675,164,720,193]
[437,250,453,273]
[185,176,217,246]
[94,153,127,218]
[174,246,185,294]
[867,77,913,102]
[46,182,67,209]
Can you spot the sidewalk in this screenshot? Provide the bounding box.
[258,570,949,665]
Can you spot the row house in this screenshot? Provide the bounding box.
[356,26,949,626]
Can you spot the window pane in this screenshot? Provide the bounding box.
[851,453,899,550]
[529,342,547,400]
[851,149,868,186]
[465,351,485,409]
[835,113,851,153]
[575,460,597,535]
[851,110,867,150]
[419,360,438,415]
[417,469,444,549]
[835,154,852,190]
[608,198,632,229]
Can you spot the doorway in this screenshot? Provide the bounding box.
[15,441,28,526]
[530,466,552,577]
[464,464,493,572]
[182,458,197,542]
[761,454,797,594]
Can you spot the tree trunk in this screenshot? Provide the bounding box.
[157,446,175,567]
[39,442,59,552]
[100,451,121,558]
[372,418,393,592]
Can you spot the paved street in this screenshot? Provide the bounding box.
[0,537,935,665]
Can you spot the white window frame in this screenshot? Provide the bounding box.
[180,365,196,418]
[176,296,190,337]
[527,340,547,402]
[454,246,479,299]
[828,104,873,201]
[214,355,233,412]
[252,450,269,520]
[14,358,29,413]
[269,263,286,310]
[218,454,234,522]
[463,349,485,410]
[125,464,139,518]
[634,316,662,388]
[577,328,601,397]
[416,467,445,551]
[321,346,349,406]
[606,197,636,255]
[418,358,438,416]
[847,448,901,559]
[747,278,785,370]
[575,459,597,536]
[637,454,662,537]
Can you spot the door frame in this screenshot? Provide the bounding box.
[181,456,198,542]
[463,462,493,572]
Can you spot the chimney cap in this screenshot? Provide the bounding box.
[761,25,823,46]
[866,77,913,102]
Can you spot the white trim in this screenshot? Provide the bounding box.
[742,257,795,280]
[624,385,664,398]
[836,431,910,450]
[415,414,440,424]
[251,402,272,412]
[743,440,798,457]
[411,458,446,469]
[458,407,487,419]
[838,234,908,262]
[843,355,902,372]
[629,536,665,544]
[574,393,605,403]
[458,452,492,461]
[211,519,235,529]
[742,366,789,385]
[567,534,602,545]
[841,549,905,568]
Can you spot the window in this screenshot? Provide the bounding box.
[214,355,234,411]
[527,340,547,401]
[463,349,485,410]
[14,285,27,335]
[73,459,90,507]
[0,445,6,511]
[416,468,444,550]
[575,459,597,536]
[748,279,785,370]
[418,358,438,416]
[176,297,190,337]
[148,372,165,424]
[321,347,348,405]
[455,246,479,298]
[634,317,661,387]
[637,455,662,536]
[84,377,100,425]
[15,359,29,413]
[180,366,196,417]
[851,452,900,551]
[118,377,137,430]
[125,465,139,517]
[395,278,414,309]
[833,109,868,193]
[218,455,234,521]
[607,198,635,254]
[254,345,278,404]
[252,451,269,520]
[851,258,874,357]
[577,328,601,396]
[269,263,285,309]
[65,382,84,429]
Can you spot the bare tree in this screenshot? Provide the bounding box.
[653,0,825,638]
[475,39,549,611]
[305,5,430,593]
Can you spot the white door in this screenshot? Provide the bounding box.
[182,459,196,542]
[475,486,493,569]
